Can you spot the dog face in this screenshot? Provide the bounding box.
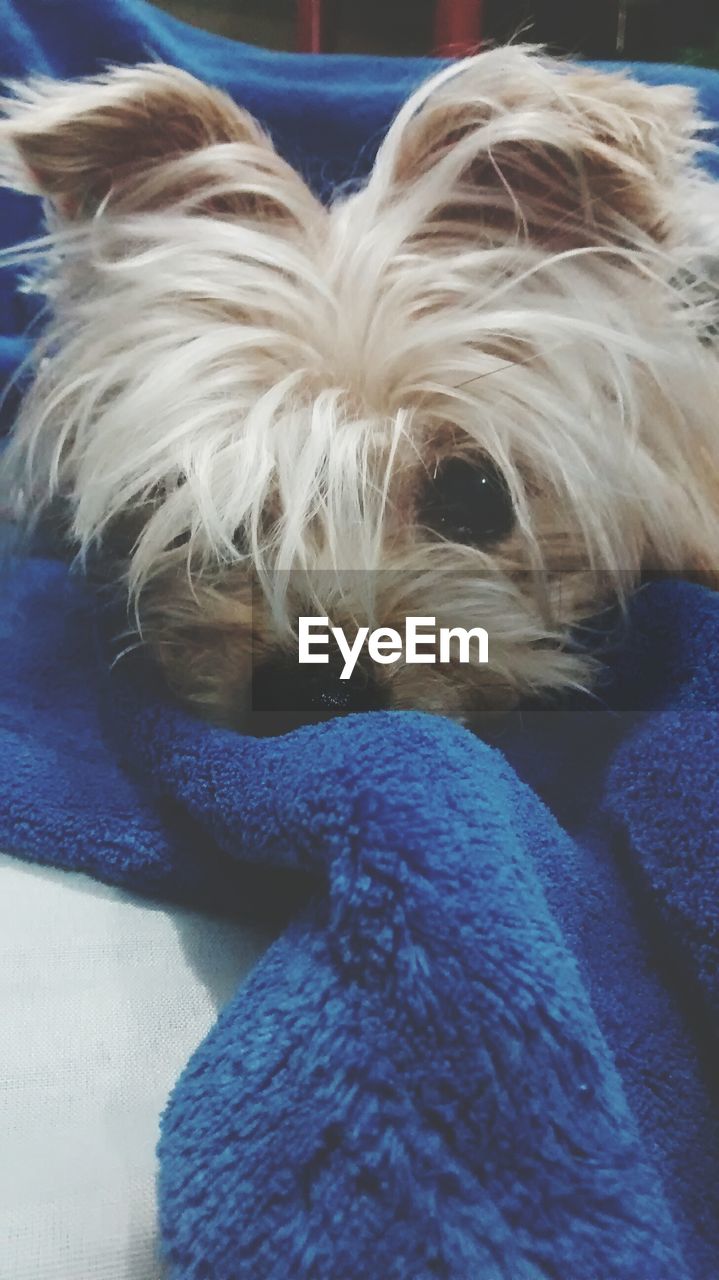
[2,50,718,728]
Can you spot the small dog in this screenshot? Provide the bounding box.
[1,47,718,728]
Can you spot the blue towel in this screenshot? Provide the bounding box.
[1,4,719,1277]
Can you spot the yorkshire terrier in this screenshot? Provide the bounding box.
[1,47,718,729]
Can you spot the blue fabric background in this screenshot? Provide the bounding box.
[1,4,718,1278]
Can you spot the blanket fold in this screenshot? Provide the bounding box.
[1,4,719,1277]
[3,558,719,1279]
[152,720,688,1280]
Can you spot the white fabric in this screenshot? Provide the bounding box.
[0,853,274,1279]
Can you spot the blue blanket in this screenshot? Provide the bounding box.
[1,4,719,1278]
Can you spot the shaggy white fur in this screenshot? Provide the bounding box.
[1,49,718,724]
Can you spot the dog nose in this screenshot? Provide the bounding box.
[252,658,386,720]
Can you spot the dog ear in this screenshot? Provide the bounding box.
[367,47,699,248]
[0,63,316,223]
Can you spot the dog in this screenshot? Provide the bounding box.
[1,47,718,729]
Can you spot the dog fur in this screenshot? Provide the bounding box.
[1,48,718,726]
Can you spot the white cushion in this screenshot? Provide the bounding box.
[0,852,272,1279]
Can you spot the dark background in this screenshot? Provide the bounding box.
[153,1,718,65]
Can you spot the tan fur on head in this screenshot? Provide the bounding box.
[0,63,320,221]
[359,49,700,246]
[1,48,718,729]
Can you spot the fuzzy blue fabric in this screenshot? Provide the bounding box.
[2,559,719,1279]
[1,4,719,1277]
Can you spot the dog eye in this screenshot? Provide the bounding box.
[420,457,515,547]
